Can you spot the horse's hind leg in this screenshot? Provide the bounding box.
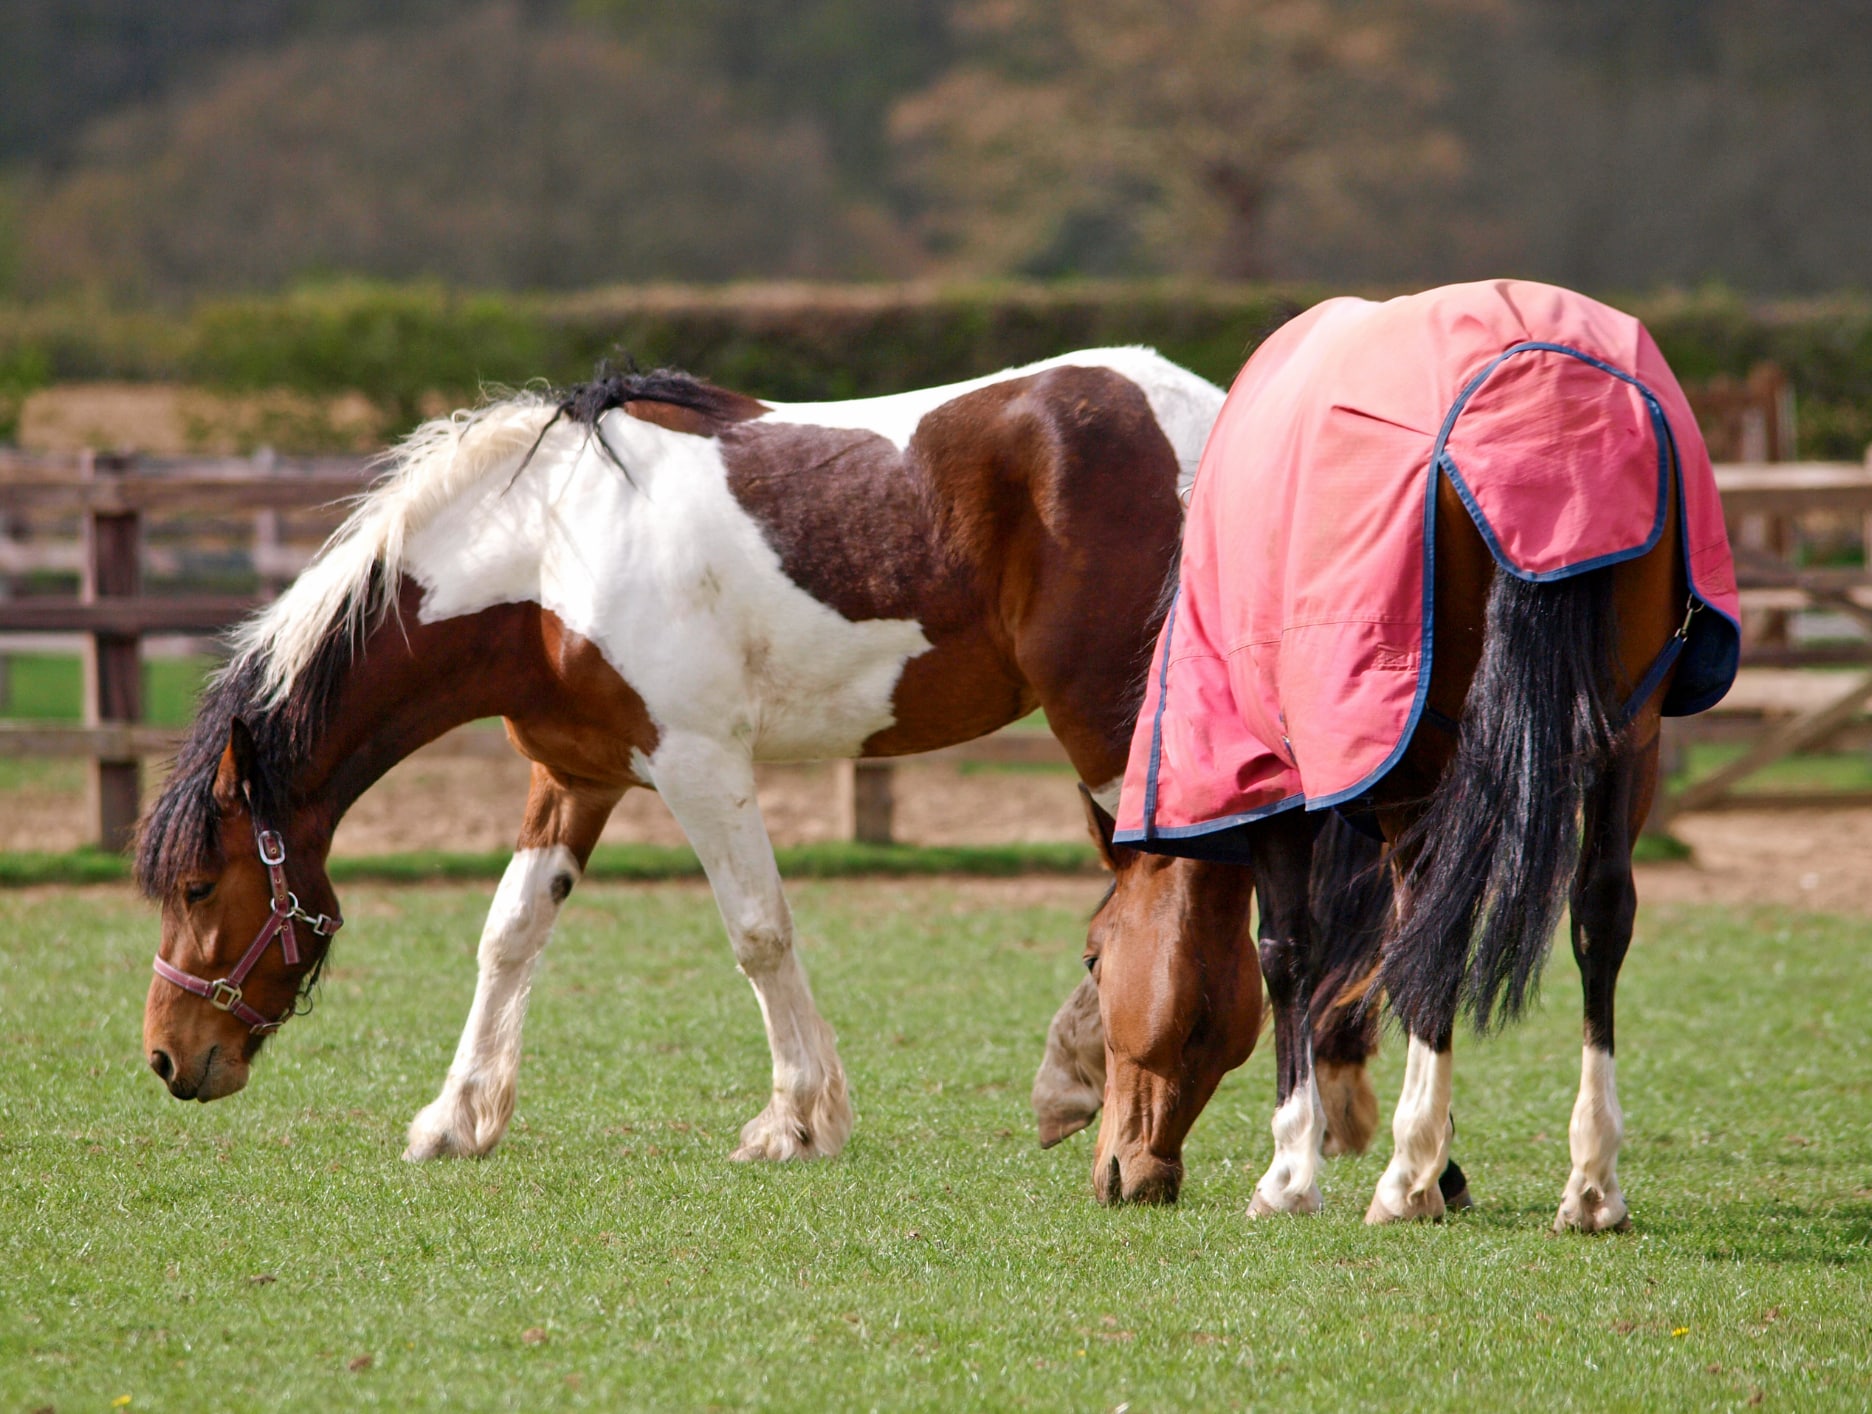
[1308,814,1390,1157]
[406,764,621,1161]
[1365,847,1456,1225]
[1249,810,1330,1216]
[649,732,852,1162]
[1555,737,1654,1233]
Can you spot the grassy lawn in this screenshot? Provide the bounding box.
[2,878,1868,1410]
[1675,741,1872,796]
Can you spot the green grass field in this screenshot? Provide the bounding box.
[2,878,1868,1410]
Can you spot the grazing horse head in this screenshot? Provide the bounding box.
[1075,793,1260,1205]
[138,713,341,1101]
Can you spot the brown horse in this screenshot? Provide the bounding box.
[136,350,1226,1164]
[1079,284,1739,1229]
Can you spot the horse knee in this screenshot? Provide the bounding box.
[732,915,792,974]
[481,851,577,967]
[1258,933,1309,1005]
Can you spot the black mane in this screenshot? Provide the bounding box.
[550,361,765,428]
[135,585,373,898]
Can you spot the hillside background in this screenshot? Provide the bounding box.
[3,0,1870,300]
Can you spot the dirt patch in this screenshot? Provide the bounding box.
[1635,809,1872,916]
[0,753,1090,857]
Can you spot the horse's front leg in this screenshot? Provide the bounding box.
[1249,811,1330,1216]
[650,732,852,1161]
[1555,740,1653,1233]
[406,764,621,1160]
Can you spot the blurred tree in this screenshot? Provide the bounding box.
[0,0,559,168]
[890,0,1489,281]
[1444,0,1872,292]
[576,0,952,186]
[16,3,921,298]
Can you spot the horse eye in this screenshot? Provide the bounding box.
[1083,953,1099,974]
[184,881,216,905]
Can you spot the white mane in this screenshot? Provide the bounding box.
[226,392,561,705]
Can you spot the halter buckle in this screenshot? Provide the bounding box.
[209,980,244,1013]
[257,829,287,867]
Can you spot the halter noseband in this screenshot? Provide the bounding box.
[151,824,342,1034]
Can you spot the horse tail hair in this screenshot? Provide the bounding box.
[1383,565,1621,1038]
[1308,812,1392,1064]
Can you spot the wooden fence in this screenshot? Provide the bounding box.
[0,448,1074,849]
[4,442,1872,850]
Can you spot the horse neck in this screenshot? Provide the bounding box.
[289,591,541,836]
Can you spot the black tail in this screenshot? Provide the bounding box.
[1384,566,1621,1038]
[1308,813,1391,1065]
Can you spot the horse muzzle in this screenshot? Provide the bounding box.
[148,1042,250,1102]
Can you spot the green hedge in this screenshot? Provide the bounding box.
[4,280,1871,457]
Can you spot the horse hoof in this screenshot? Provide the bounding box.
[1248,1186,1321,1218]
[1438,1158,1474,1211]
[1364,1186,1445,1225]
[1036,1111,1093,1149]
[1554,1177,1630,1233]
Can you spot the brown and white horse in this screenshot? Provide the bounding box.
[135,351,1224,1163]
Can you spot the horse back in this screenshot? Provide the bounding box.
[724,362,1196,767]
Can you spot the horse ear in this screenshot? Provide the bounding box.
[1077,782,1128,873]
[213,717,257,809]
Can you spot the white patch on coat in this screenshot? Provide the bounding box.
[1250,1075,1328,1215]
[1555,1045,1629,1232]
[405,845,578,1160]
[1367,1036,1453,1222]
[761,346,1224,496]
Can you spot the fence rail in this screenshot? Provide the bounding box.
[3,445,1872,848]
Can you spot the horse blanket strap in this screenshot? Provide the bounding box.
[1615,599,1696,728]
[1115,280,1741,863]
[150,825,342,1034]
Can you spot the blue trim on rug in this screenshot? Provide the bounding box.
[1137,586,1182,841]
[1434,343,1671,583]
[1658,415,1743,715]
[1114,791,1306,862]
[1299,420,1447,816]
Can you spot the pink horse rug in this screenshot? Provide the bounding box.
[1114,279,1740,859]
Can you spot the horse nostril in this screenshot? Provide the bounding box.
[149,1050,174,1083]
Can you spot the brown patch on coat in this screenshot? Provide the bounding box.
[722,365,1184,784]
[621,394,766,438]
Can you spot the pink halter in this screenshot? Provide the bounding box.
[151,824,342,1034]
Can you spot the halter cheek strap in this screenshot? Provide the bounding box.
[151,825,342,1034]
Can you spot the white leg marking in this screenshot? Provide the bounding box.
[1366,1036,1453,1223]
[1555,1046,1629,1232]
[405,845,580,1160]
[650,733,852,1162]
[1248,1075,1328,1216]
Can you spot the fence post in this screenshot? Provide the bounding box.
[82,450,143,852]
[0,509,13,714]
[251,446,288,600]
[836,759,896,844]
